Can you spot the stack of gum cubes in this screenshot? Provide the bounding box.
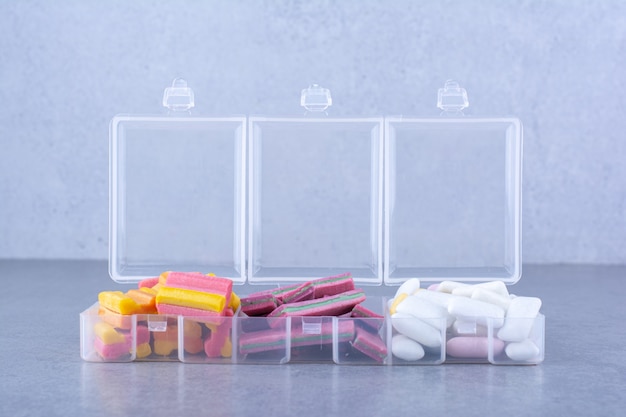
[93,271,240,361]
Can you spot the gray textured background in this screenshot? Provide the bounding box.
[1,0,625,263]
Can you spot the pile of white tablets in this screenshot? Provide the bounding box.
[388,279,543,363]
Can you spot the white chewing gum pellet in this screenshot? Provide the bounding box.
[437,281,469,294]
[413,289,456,309]
[394,278,421,299]
[412,290,456,325]
[451,320,488,337]
[395,295,449,329]
[451,281,510,298]
[392,334,425,361]
[505,339,540,361]
[475,281,509,297]
[471,288,512,311]
[497,297,542,342]
[451,285,478,297]
[448,297,505,328]
[391,313,442,348]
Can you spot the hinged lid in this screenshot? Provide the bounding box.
[109,79,246,283]
[109,80,522,287]
[249,84,384,285]
[384,80,522,284]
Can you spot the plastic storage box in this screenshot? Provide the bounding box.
[80,79,544,365]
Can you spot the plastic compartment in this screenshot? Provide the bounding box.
[441,314,545,364]
[80,303,544,365]
[80,304,179,362]
[236,315,291,364]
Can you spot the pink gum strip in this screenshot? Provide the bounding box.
[351,325,387,362]
[156,303,226,325]
[350,304,384,331]
[240,293,278,316]
[138,277,159,288]
[94,337,130,360]
[267,290,366,327]
[270,283,301,304]
[119,325,150,345]
[204,322,231,357]
[310,272,355,298]
[165,272,233,305]
[281,282,315,304]
[238,320,355,354]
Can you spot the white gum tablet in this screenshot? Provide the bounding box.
[451,281,510,298]
[447,297,505,328]
[394,278,421,299]
[497,297,542,342]
[412,288,456,309]
[391,334,425,361]
[470,288,512,311]
[436,281,469,294]
[391,313,442,348]
[505,339,540,361]
[395,295,450,329]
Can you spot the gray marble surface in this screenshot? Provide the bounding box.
[1,261,625,416]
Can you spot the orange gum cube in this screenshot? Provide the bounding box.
[98,291,140,315]
[126,289,157,314]
[98,306,133,330]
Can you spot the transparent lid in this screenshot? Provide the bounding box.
[108,80,522,286]
[109,79,246,283]
[247,84,383,285]
[384,80,522,284]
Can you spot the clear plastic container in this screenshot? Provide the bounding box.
[80,79,543,366]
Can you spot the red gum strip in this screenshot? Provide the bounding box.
[239,320,355,354]
[241,282,309,306]
[351,325,388,362]
[310,273,355,298]
[238,328,287,354]
[240,293,278,316]
[270,283,302,304]
[291,320,355,348]
[351,304,384,331]
[267,290,366,327]
[281,282,315,304]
